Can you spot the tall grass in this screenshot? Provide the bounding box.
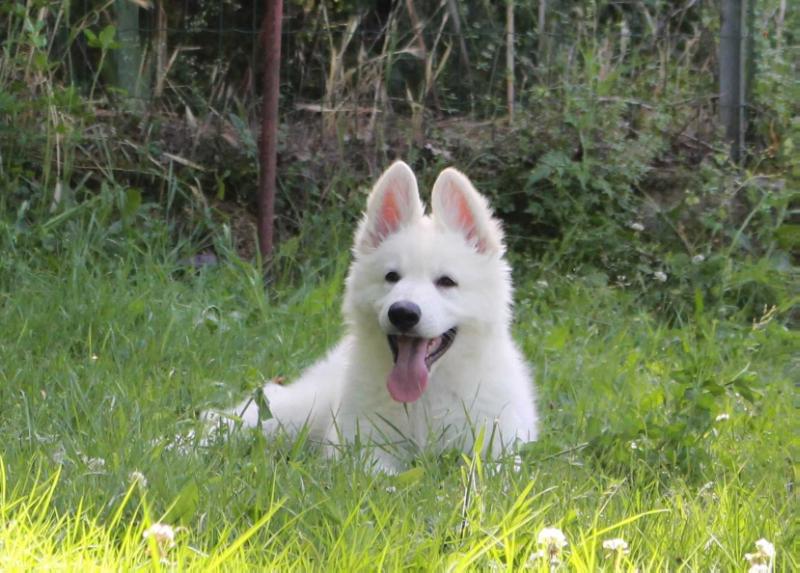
[0,216,795,570]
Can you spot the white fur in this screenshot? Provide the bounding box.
[220,161,538,472]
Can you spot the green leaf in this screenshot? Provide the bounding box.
[98,25,118,49]
[83,29,99,47]
[395,466,424,486]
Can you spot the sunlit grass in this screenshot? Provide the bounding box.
[0,230,795,570]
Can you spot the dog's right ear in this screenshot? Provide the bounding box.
[356,161,423,251]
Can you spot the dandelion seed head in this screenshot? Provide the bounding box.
[537,526,568,563]
[653,271,668,283]
[537,526,568,548]
[692,254,705,264]
[754,538,775,559]
[143,523,176,555]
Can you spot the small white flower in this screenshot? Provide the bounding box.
[90,354,99,361]
[82,455,106,472]
[385,486,397,494]
[537,526,568,563]
[653,271,668,283]
[744,538,775,571]
[143,523,176,555]
[715,413,730,422]
[629,222,645,232]
[630,441,638,450]
[602,538,629,553]
[536,279,549,289]
[754,538,775,559]
[129,471,148,488]
[692,254,705,264]
[537,527,568,548]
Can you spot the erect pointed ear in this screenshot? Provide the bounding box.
[431,167,505,255]
[356,161,423,251]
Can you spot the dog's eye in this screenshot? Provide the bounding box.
[385,271,401,283]
[436,276,458,288]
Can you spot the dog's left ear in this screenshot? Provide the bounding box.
[431,167,505,255]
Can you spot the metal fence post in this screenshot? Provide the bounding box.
[258,0,283,263]
[720,0,745,163]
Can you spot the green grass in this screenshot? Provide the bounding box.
[0,225,796,571]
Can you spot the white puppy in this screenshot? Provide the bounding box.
[219,161,538,471]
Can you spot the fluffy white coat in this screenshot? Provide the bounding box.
[222,162,538,471]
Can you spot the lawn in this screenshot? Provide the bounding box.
[0,228,796,571]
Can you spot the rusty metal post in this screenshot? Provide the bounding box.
[258,0,283,262]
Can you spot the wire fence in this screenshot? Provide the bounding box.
[56,0,798,126]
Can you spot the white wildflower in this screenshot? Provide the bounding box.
[129,471,148,488]
[143,523,176,556]
[81,455,106,472]
[755,539,775,559]
[715,413,730,422]
[629,222,645,232]
[537,527,568,549]
[537,526,568,565]
[744,538,775,572]
[692,254,705,264]
[536,279,549,289]
[630,441,638,450]
[385,486,397,494]
[602,538,629,553]
[653,271,668,283]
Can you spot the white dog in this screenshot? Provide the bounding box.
[217,161,538,471]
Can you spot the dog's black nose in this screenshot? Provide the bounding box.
[388,301,421,331]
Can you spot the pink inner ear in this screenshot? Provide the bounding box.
[373,186,402,243]
[450,187,485,251]
[452,189,475,231]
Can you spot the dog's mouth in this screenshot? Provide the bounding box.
[386,328,457,403]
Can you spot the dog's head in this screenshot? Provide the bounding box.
[344,161,513,403]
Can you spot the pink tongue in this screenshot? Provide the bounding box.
[387,336,429,403]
